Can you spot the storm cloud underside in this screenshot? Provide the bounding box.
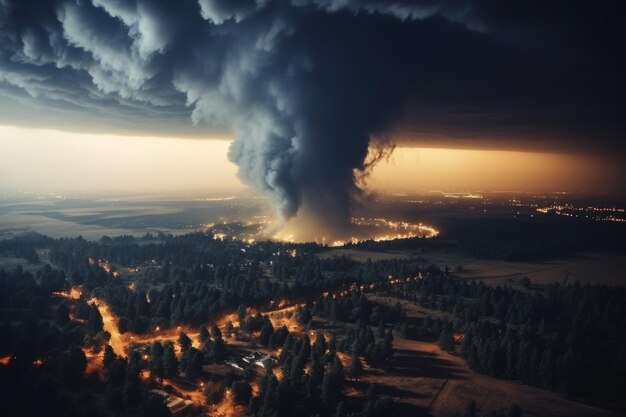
[1,0,624,238]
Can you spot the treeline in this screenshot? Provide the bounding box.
[0,232,52,264]
[388,272,626,411]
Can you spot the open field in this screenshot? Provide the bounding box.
[0,249,59,274]
[426,251,626,287]
[0,211,155,240]
[340,294,623,417]
[0,195,269,240]
[361,338,623,417]
[319,248,626,287]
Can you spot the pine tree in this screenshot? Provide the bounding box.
[88,304,104,333]
[162,342,178,378]
[347,355,363,379]
[439,328,454,353]
[103,344,116,369]
[178,332,192,353]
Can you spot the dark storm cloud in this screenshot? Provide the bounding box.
[0,0,624,232]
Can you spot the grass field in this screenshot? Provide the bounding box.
[343,336,622,417]
[319,248,626,287]
[343,295,622,417]
[0,249,59,274]
[425,251,626,287]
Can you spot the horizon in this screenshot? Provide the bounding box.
[1,2,625,417]
[2,124,623,200]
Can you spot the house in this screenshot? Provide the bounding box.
[225,358,249,372]
[151,389,194,416]
[242,351,273,370]
[226,351,274,372]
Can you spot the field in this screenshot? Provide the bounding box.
[319,248,626,287]
[0,195,269,240]
[343,336,621,417]
[0,249,59,273]
[424,251,626,287]
[336,294,621,417]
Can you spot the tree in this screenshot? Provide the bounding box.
[88,304,104,333]
[347,355,363,380]
[56,302,70,325]
[382,330,394,362]
[178,332,192,353]
[312,331,327,360]
[439,328,454,353]
[59,345,86,384]
[150,341,165,379]
[199,326,210,344]
[212,332,226,361]
[103,344,117,369]
[204,381,224,405]
[334,401,347,417]
[33,374,58,416]
[238,304,247,326]
[117,317,129,334]
[74,298,91,320]
[321,357,344,410]
[231,380,252,405]
[140,392,171,417]
[295,305,312,325]
[181,347,203,379]
[463,399,477,417]
[210,324,222,341]
[162,341,179,378]
[259,320,274,346]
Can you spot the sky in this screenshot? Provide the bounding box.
[0,125,241,194]
[0,1,624,235]
[1,124,621,196]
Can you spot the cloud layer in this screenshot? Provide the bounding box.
[1,0,624,237]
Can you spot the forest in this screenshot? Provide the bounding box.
[1,231,624,416]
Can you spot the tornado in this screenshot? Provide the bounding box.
[0,0,429,241]
[4,1,618,240]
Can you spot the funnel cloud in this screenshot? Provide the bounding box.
[1,1,624,239]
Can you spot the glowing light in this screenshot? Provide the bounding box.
[53,287,82,300]
[536,204,626,222]
[273,217,438,245]
[330,217,439,246]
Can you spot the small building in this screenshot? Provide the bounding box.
[242,351,273,370]
[151,389,193,416]
[226,351,274,372]
[225,358,249,372]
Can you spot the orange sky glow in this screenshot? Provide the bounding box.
[0,125,621,196]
